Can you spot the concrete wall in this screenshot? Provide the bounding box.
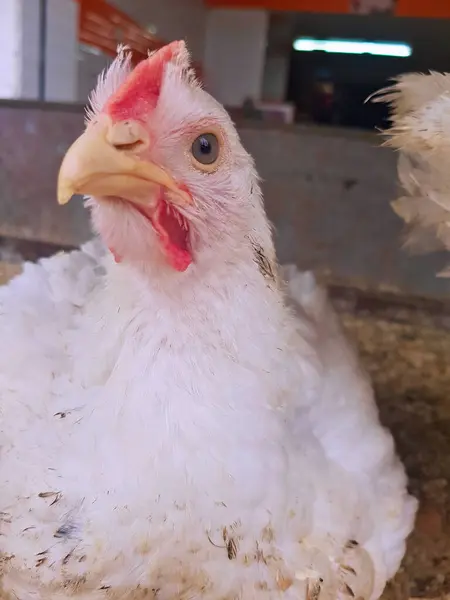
[0,102,90,246]
[78,47,112,104]
[0,0,41,99]
[262,54,290,102]
[0,101,448,300]
[45,0,79,102]
[19,0,41,99]
[239,125,448,297]
[0,0,79,101]
[0,0,22,98]
[204,9,269,107]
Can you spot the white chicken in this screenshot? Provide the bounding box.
[373,72,450,273]
[0,41,416,600]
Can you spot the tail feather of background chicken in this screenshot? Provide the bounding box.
[372,72,450,276]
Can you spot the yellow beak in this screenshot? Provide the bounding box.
[57,118,191,207]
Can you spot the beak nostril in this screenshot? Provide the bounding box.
[113,140,145,152]
[106,119,148,152]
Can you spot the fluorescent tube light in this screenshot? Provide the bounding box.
[293,38,412,57]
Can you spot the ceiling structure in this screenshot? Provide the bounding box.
[205,0,450,18]
[74,0,203,75]
[74,0,450,71]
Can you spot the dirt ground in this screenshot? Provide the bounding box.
[331,288,450,600]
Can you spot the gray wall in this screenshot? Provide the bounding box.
[0,101,448,300]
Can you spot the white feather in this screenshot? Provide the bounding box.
[85,45,133,125]
[373,72,450,267]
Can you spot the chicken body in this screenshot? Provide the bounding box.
[0,43,416,600]
[1,243,415,600]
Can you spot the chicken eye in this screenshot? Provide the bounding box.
[191,133,219,167]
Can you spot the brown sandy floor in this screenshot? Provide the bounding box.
[332,291,450,600]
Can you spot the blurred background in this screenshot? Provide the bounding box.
[2,0,450,300]
[2,0,450,299]
[1,2,450,597]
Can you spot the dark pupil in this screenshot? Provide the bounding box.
[199,137,211,154]
[192,133,218,166]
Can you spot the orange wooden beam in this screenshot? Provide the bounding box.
[396,0,450,18]
[205,0,450,17]
[205,0,348,11]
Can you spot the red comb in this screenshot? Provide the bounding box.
[106,41,187,121]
